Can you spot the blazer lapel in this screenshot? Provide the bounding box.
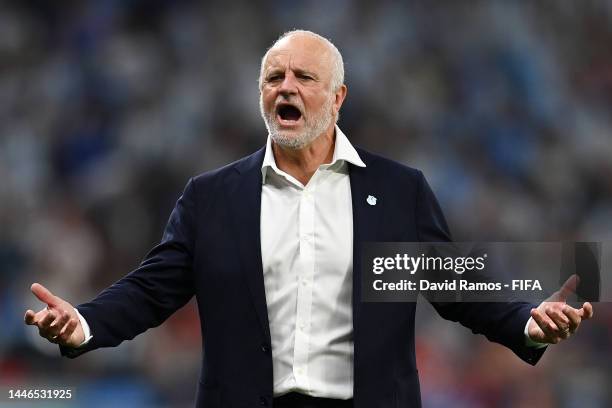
[225,148,271,342]
[349,150,383,340]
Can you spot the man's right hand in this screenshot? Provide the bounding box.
[24,283,85,348]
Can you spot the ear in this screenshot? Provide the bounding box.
[333,84,348,115]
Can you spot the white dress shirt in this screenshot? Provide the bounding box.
[260,125,365,399]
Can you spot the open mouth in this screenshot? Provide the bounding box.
[276,104,303,125]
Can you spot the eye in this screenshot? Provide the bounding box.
[298,73,313,80]
[267,74,282,82]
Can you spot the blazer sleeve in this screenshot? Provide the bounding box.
[61,178,197,358]
[415,171,546,365]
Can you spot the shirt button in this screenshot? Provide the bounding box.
[301,279,308,286]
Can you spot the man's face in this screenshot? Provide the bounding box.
[259,35,339,149]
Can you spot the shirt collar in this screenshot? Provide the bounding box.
[261,125,366,183]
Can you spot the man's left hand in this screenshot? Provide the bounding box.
[528,274,594,344]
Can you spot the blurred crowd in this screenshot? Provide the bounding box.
[1,1,611,407]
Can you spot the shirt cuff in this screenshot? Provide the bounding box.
[524,316,548,349]
[74,308,93,348]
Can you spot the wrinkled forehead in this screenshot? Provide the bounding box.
[263,36,333,77]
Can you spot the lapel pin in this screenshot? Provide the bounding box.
[366,195,377,206]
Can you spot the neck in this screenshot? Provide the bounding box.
[272,126,336,186]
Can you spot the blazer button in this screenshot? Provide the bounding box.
[259,396,268,406]
[261,344,270,353]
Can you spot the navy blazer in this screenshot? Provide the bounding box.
[61,147,545,407]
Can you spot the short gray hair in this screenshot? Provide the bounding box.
[258,30,345,92]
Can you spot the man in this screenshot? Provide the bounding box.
[25,30,593,407]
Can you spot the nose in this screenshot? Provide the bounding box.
[278,72,298,97]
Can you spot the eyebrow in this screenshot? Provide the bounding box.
[294,68,318,78]
[265,67,319,79]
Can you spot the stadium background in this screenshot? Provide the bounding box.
[1,1,611,407]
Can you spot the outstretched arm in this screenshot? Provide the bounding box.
[24,178,197,356]
[415,171,550,365]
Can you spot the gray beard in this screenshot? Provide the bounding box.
[260,97,334,150]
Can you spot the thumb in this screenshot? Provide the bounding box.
[31,283,58,307]
[554,274,579,302]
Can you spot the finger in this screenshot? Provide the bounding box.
[53,310,70,327]
[38,310,56,328]
[28,308,51,326]
[562,305,581,333]
[48,311,70,337]
[33,308,51,324]
[579,302,594,320]
[30,283,58,307]
[556,274,579,302]
[545,306,571,339]
[24,310,37,325]
[37,310,57,338]
[531,308,560,343]
[58,318,78,344]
